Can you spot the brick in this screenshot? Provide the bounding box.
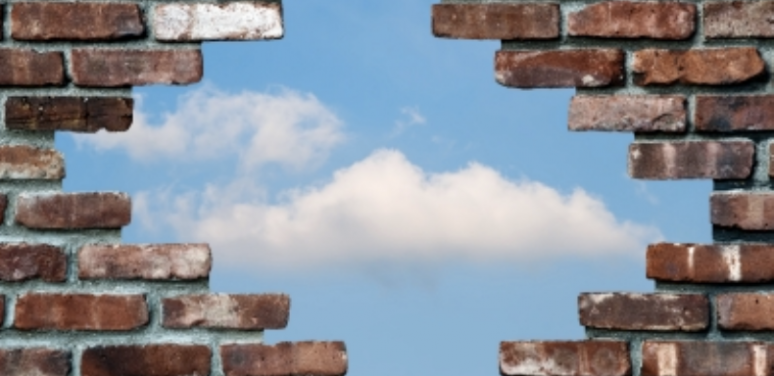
[628,141,754,180]
[641,341,773,376]
[0,243,66,282]
[718,293,774,330]
[222,341,348,376]
[705,1,774,38]
[432,3,559,40]
[568,1,695,39]
[696,95,774,132]
[163,293,289,329]
[11,3,143,41]
[579,293,709,331]
[0,348,69,376]
[155,2,284,41]
[15,192,131,229]
[71,49,203,87]
[711,192,774,230]
[0,146,63,180]
[6,97,133,133]
[500,341,631,376]
[568,95,686,132]
[0,296,3,325]
[81,344,210,376]
[0,194,6,224]
[14,293,148,331]
[646,243,774,283]
[0,49,64,87]
[633,48,765,86]
[78,243,211,280]
[496,50,624,88]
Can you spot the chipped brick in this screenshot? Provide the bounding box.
[496,49,624,88]
[568,95,686,132]
[6,97,133,133]
[155,2,283,41]
[432,3,559,40]
[15,192,131,230]
[0,146,64,180]
[78,244,211,280]
[500,341,631,376]
[633,48,765,86]
[163,294,289,329]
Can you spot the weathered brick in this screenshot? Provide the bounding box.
[632,48,765,86]
[71,49,203,87]
[15,192,131,229]
[568,2,695,39]
[0,146,63,180]
[647,243,774,283]
[81,344,210,376]
[155,2,284,41]
[0,49,64,87]
[579,293,709,331]
[696,95,774,132]
[222,341,348,376]
[163,294,289,329]
[711,192,774,230]
[496,50,624,88]
[641,341,772,376]
[718,293,774,331]
[628,141,754,180]
[78,244,211,280]
[11,3,143,41]
[432,3,559,40]
[0,243,66,282]
[0,296,4,326]
[14,293,148,331]
[568,95,686,132]
[6,97,133,133]
[705,1,774,38]
[0,194,7,224]
[500,341,631,376]
[0,348,69,376]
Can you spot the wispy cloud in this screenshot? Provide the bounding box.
[391,106,426,137]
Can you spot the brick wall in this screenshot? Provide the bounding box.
[433,1,774,376]
[0,1,347,375]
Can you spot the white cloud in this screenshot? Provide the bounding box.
[392,106,426,136]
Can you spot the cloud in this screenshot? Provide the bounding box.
[136,149,662,271]
[391,106,426,136]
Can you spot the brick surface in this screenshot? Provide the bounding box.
[15,192,131,229]
[696,95,774,132]
[14,293,148,331]
[0,348,70,376]
[500,341,631,376]
[0,295,3,326]
[579,293,708,331]
[0,146,64,180]
[222,341,348,376]
[496,50,624,88]
[0,243,66,282]
[568,1,695,39]
[78,243,211,280]
[11,3,143,41]
[432,3,559,40]
[81,344,210,376]
[628,141,754,180]
[718,293,774,331]
[568,95,686,132]
[632,48,765,86]
[647,243,774,283]
[155,2,284,41]
[641,341,772,376]
[705,1,774,38]
[0,49,64,86]
[6,97,133,133]
[163,293,289,329]
[0,194,6,224]
[71,49,203,87]
[711,192,774,230]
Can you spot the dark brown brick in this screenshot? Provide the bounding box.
[222,341,348,376]
[641,341,772,376]
[628,141,754,180]
[0,348,70,376]
[81,344,210,376]
[0,49,64,87]
[6,97,133,133]
[718,293,774,331]
[496,49,624,88]
[78,244,211,280]
[500,341,631,376]
[0,295,4,326]
[11,3,143,41]
[711,192,774,230]
[432,3,559,40]
[569,95,686,132]
[0,194,7,224]
[15,192,131,229]
[14,293,148,331]
[579,293,708,331]
[646,243,774,283]
[71,49,203,87]
[705,1,774,38]
[696,95,774,132]
[0,243,66,282]
[569,1,695,39]
[163,294,289,329]
[633,48,765,86]
[0,146,63,180]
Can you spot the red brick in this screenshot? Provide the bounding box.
[496,49,624,88]
[633,48,765,86]
[78,243,211,280]
[0,243,66,282]
[641,341,772,376]
[711,192,774,230]
[500,341,631,376]
[0,348,69,376]
[432,3,559,40]
[81,344,210,376]
[628,141,754,180]
[0,146,63,180]
[0,295,4,326]
[0,49,64,87]
[15,192,131,229]
[163,294,289,329]
[579,293,708,331]
[696,95,774,132]
[154,2,284,41]
[568,95,686,132]
[14,293,148,331]
[71,49,203,87]
[0,194,6,224]
[11,3,143,41]
[705,1,774,38]
[718,293,774,331]
[5,97,133,133]
[568,2,695,39]
[222,341,348,376]
[646,243,774,283]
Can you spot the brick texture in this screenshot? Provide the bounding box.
[432,3,559,40]
[628,141,754,180]
[5,97,133,133]
[704,1,774,38]
[154,2,284,41]
[0,146,64,180]
[695,95,774,132]
[500,341,631,376]
[163,294,290,329]
[71,49,203,87]
[579,293,708,331]
[11,3,144,41]
[641,341,771,376]
[81,345,210,376]
[78,244,211,280]
[632,48,765,86]
[222,341,348,376]
[568,95,686,132]
[496,50,624,88]
[568,2,695,39]
[0,49,64,86]
[14,293,148,331]
[15,192,131,229]
[0,348,70,376]
[647,243,774,283]
[717,293,774,331]
[0,243,66,282]
[711,192,774,230]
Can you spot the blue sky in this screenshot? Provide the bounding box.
[59,1,713,375]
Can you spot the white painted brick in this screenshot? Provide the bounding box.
[154,2,283,41]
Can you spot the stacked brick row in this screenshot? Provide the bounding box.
[0,1,347,375]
